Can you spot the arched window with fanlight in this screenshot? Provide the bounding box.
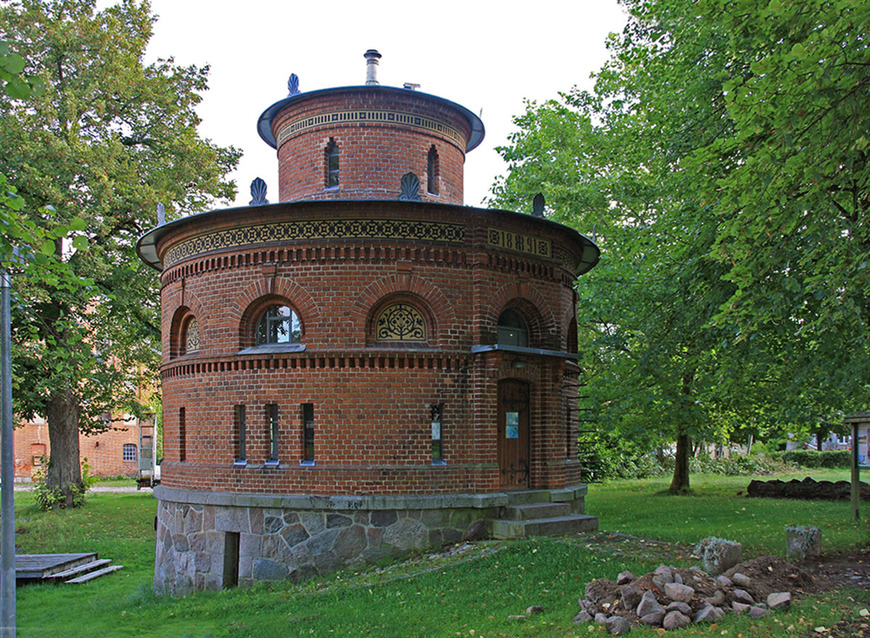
[182,317,200,355]
[256,305,301,345]
[375,302,428,343]
[497,309,529,347]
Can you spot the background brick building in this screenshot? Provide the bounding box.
[138,51,600,593]
[13,414,153,481]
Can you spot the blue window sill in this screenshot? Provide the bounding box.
[300,460,315,467]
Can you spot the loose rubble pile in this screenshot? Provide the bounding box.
[574,556,812,635]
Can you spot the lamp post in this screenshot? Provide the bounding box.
[1,253,16,637]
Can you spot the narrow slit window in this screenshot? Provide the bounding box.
[566,402,573,460]
[326,140,339,188]
[302,403,314,463]
[266,404,279,463]
[178,407,186,462]
[431,403,444,464]
[427,146,439,195]
[234,405,247,464]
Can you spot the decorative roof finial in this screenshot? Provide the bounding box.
[250,178,269,206]
[532,193,545,217]
[156,202,166,225]
[364,49,382,85]
[288,73,300,96]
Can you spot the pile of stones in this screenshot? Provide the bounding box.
[574,564,793,635]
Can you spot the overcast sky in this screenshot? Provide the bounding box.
[142,0,627,209]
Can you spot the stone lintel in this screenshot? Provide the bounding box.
[153,485,591,511]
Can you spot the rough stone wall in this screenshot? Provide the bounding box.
[155,498,496,594]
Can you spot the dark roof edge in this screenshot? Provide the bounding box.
[256,85,485,153]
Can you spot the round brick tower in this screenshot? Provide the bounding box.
[139,51,599,593]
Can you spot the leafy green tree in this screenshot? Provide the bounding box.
[493,0,870,491]
[0,0,240,506]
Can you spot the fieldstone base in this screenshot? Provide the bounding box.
[156,486,590,594]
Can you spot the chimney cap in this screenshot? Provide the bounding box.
[364,49,382,85]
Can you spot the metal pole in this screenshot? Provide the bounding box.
[851,421,860,521]
[0,262,15,637]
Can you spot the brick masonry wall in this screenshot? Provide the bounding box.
[13,417,143,479]
[153,201,587,497]
[269,88,473,204]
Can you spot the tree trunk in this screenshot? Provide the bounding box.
[816,426,827,452]
[45,388,83,508]
[670,431,691,494]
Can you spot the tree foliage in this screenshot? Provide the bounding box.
[491,0,869,492]
[0,0,240,506]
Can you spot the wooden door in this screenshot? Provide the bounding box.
[497,379,530,489]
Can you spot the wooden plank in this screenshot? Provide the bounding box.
[65,564,123,584]
[6,553,97,579]
[48,558,112,581]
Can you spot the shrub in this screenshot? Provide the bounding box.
[781,449,851,468]
[33,456,97,510]
[689,454,794,476]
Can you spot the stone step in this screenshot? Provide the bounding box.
[503,502,572,521]
[65,564,124,584]
[491,515,599,540]
[505,490,553,506]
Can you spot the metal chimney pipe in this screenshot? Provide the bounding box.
[364,49,382,85]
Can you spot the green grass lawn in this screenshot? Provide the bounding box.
[9,469,870,637]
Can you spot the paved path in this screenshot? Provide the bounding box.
[12,484,147,493]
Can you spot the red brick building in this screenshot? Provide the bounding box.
[13,415,151,480]
[138,52,600,593]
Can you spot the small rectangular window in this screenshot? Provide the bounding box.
[234,405,247,464]
[431,403,444,464]
[266,404,279,463]
[302,403,314,463]
[179,407,186,462]
[123,443,137,462]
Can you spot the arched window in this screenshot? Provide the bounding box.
[325,139,339,188]
[427,146,439,195]
[375,303,428,342]
[256,305,301,345]
[497,309,528,347]
[183,318,200,355]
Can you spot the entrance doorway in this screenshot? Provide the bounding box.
[497,379,530,489]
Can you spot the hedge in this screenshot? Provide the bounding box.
[780,449,851,468]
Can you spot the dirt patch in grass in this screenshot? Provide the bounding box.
[567,531,696,564]
[575,531,870,594]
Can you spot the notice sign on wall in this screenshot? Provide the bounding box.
[506,412,519,439]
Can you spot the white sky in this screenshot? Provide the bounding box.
[143,0,627,209]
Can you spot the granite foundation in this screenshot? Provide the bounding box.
[154,486,585,594]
